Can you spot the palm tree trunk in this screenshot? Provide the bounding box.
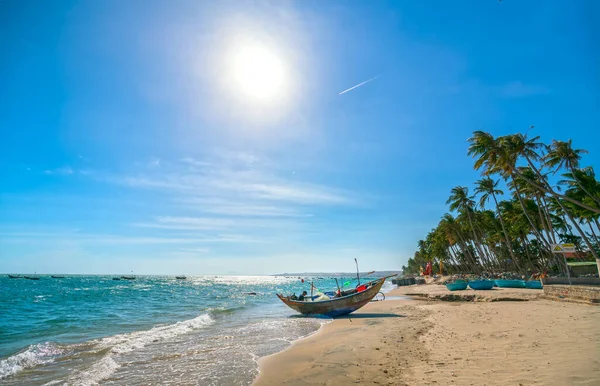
[587,221,600,245]
[541,196,558,244]
[464,209,491,269]
[555,198,599,261]
[491,193,520,270]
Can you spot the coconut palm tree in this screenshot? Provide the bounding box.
[475,177,519,268]
[446,186,491,265]
[544,140,600,206]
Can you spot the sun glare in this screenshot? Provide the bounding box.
[231,44,285,101]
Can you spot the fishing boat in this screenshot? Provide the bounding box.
[446,280,468,291]
[8,274,23,279]
[468,280,495,290]
[51,275,65,279]
[175,276,187,280]
[525,280,543,289]
[112,277,121,281]
[121,276,136,280]
[24,276,40,280]
[276,275,394,317]
[495,279,526,288]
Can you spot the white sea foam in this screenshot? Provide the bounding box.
[98,313,214,354]
[0,343,63,380]
[67,355,120,386]
[66,313,214,385]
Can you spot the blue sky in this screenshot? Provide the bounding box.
[1,0,599,275]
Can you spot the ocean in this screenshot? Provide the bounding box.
[0,275,392,385]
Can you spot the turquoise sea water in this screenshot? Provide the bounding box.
[0,275,391,385]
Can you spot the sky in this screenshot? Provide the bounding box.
[1,0,599,275]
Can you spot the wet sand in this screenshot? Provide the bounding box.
[254,288,600,386]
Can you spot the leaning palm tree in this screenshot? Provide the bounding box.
[468,131,600,214]
[446,186,490,267]
[504,133,600,214]
[475,177,520,269]
[544,139,600,206]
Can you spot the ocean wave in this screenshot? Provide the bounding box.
[97,313,214,354]
[0,342,64,380]
[66,355,120,386]
[65,313,214,385]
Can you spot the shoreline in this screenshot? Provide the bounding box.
[253,287,600,385]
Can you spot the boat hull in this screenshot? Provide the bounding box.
[525,280,543,289]
[277,277,388,317]
[495,279,526,288]
[446,281,468,291]
[468,280,495,290]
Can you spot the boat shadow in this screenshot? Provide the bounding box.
[289,312,403,320]
[334,313,403,319]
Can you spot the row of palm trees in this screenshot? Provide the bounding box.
[402,131,600,276]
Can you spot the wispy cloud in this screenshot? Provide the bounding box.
[44,166,74,176]
[177,197,311,217]
[1,231,263,244]
[339,75,380,95]
[500,81,550,98]
[109,153,355,206]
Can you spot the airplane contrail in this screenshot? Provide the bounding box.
[338,75,380,95]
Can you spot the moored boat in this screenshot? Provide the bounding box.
[468,280,495,290]
[495,279,526,288]
[175,276,187,279]
[121,276,136,280]
[446,280,468,291]
[112,277,121,280]
[525,280,543,289]
[51,275,65,279]
[24,276,40,280]
[277,275,394,317]
[8,274,23,279]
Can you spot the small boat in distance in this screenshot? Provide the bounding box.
[24,276,40,280]
[8,274,23,279]
[51,275,65,279]
[121,276,136,280]
[175,276,187,279]
[112,277,121,281]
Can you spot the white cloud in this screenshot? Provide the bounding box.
[44,166,74,175]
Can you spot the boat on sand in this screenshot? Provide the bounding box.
[495,279,526,288]
[468,280,495,290]
[277,275,394,317]
[446,280,468,291]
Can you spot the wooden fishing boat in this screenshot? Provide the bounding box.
[525,280,543,289]
[468,280,494,290]
[276,275,393,317]
[24,276,40,280]
[495,279,526,288]
[121,276,136,280]
[175,276,187,280]
[8,274,23,279]
[51,275,65,279]
[446,280,468,291]
[112,277,121,281]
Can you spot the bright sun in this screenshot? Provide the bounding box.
[231,44,285,101]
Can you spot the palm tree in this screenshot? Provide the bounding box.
[475,177,519,269]
[446,186,491,266]
[544,140,600,206]
[505,133,600,214]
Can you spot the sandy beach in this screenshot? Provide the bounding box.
[254,287,600,386]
